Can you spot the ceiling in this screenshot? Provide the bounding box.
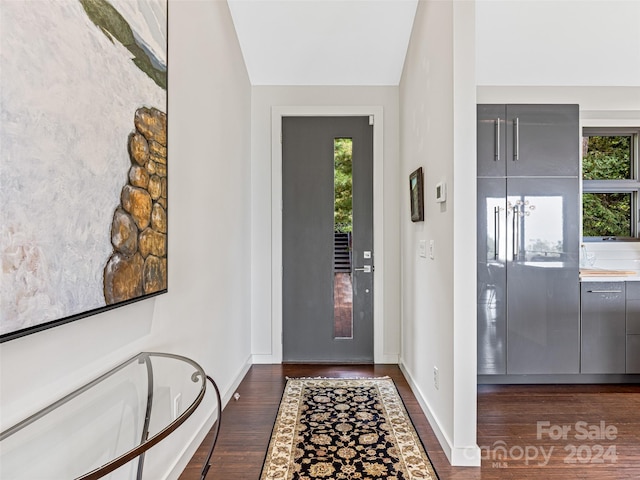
[227,0,419,86]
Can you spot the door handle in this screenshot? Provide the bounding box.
[512,204,519,260]
[494,206,500,260]
[354,265,372,273]
[494,118,500,161]
[513,117,520,161]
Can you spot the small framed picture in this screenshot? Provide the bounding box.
[409,167,424,222]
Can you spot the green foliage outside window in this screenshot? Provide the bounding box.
[582,136,632,237]
[334,138,353,232]
[583,193,631,237]
[582,136,630,180]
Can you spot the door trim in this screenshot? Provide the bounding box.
[269,106,388,363]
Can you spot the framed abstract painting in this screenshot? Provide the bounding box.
[0,0,168,342]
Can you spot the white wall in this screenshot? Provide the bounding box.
[477,86,640,125]
[0,1,252,478]
[250,86,401,364]
[477,0,640,87]
[399,0,479,466]
[476,0,640,122]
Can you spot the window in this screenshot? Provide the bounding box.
[582,128,640,240]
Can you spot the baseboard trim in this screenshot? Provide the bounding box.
[376,353,400,364]
[479,373,640,384]
[399,360,481,467]
[252,353,280,364]
[164,355,253,479]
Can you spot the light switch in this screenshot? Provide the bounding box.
[429,240,435,259]
[419,240,427,258]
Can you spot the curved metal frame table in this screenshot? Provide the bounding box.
[0,352,221,480]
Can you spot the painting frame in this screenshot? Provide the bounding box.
[0,0,169,343]
[409,167,424,222]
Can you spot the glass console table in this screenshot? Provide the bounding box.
[0,352,221,480]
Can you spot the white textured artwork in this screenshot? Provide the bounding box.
[0,0,167,339]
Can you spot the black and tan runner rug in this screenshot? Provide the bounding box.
[260,377,439,479]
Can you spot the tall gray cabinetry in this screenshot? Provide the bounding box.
[477,104,580,375]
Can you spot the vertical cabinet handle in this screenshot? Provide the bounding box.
[494,118,500,161]
[494,207,500,259]
[512,204,519,260]
[513,117,520,161]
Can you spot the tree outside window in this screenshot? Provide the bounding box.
[582,129,639,239]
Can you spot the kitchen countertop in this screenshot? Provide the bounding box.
[580,268,640,282]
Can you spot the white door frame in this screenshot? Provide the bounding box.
[270,106,387,363]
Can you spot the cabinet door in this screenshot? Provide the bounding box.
[625,283,640,373]
[581,283,626,374]
[625,282,640,334]
[478,105,507,177]
[506,177,580,374]
[506,105,579,177]
[627,336,640,374]
[477,178,507,374]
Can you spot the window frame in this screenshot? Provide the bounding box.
[582,127,640,241]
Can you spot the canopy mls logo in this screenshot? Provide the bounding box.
[476,420,619,468]
[479,441,554,468]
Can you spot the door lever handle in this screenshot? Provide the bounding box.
[354,265,372,273]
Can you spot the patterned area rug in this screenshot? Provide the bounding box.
[260,377,439,480]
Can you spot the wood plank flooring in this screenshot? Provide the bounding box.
[179,365,640,480]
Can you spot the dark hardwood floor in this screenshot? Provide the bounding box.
[180,365,640,480]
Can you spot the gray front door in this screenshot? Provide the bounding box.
[282,116,374,362]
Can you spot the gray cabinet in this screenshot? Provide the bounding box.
[625,283,640,373]
[627,336,640,374]
[477,178,507,374]
[478,104,579,178]
[478,104,507,178]
[580,282,626,374]
[477,104,580,376]
[505,177,580,374]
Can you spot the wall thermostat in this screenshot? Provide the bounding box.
[435,181,446,203]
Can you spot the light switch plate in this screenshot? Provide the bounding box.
[419,240,427,258]
[435,181,446,203]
